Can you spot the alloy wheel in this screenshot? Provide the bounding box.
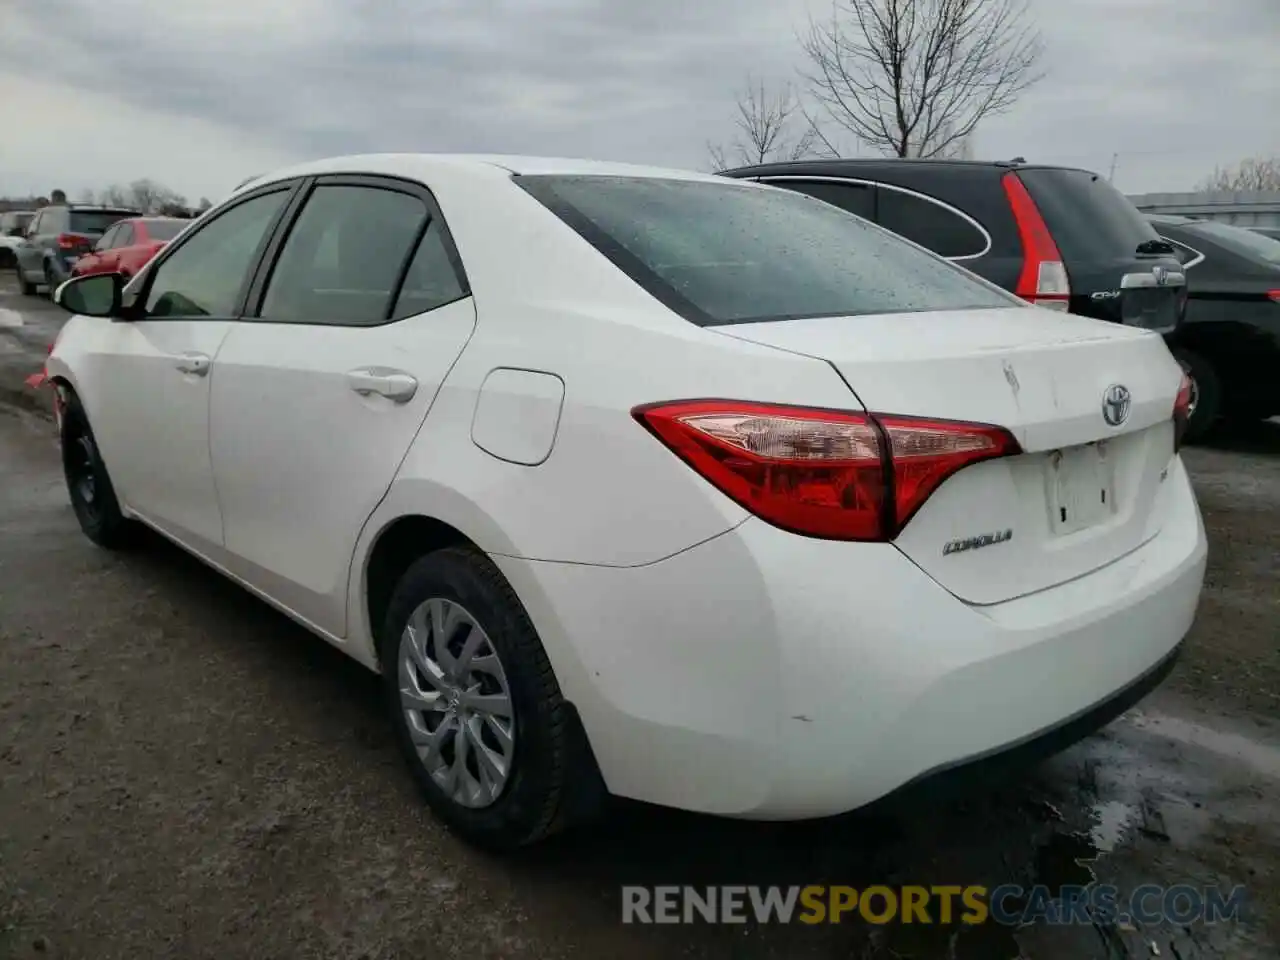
[397,598,515,808]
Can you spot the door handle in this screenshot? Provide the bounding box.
[174,352,211,376]
[346,368,418,403]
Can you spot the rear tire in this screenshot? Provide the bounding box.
[60,391,138,549]
[1172,348,1220,444]
[379,546,591,851]
[18,267,37,296]
[43,262,58,298]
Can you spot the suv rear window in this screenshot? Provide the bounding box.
[69,210,134,236]
[517,175,1018,326]
[1016,169,1161,263]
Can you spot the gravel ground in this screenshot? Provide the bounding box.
[2,281,1279,959]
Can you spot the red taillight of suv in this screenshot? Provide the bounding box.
[56,233,90,251]
[1172,371,1195,452]
[1001,172,1071,312]
[633,400,1022,541]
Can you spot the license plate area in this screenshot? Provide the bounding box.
[1047,441,1116,535]
[1121,287,1177,332]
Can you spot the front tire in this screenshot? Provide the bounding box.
[1172,348,1220,444]
[60,391,137,549]
[379,546,578,851]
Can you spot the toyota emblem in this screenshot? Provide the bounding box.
[1102,384,1132,427]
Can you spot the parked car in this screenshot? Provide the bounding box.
[70,216,189,281]
[1148,214,1280,437]
[0,210,35,269]
[718,159,1188,336]
[13,203,139,295]
[44,155,1205,851]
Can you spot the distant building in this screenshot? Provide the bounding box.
[1127,190,1280,229]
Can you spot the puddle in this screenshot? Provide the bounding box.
[1128,710,1280,780]
[1089,799,1137,854]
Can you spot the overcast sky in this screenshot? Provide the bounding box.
[2,0,1277,204]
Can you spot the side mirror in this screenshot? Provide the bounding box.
[54,273,125,318]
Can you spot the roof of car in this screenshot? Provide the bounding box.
[720,158,1101,178]
[42,203,142,214]
[235,153,726,193]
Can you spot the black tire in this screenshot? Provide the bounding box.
[1172,348,1221,444]
[379,546,583,851]
[18,266,37,296]
[43,262,58,298]
[0,248,13,270]
[59,391,137,549]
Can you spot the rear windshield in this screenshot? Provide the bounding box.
[517,175,1018,326]
[69,210,134,236]
[1016,169,1161,263]
[141,219,187,241]
[1189,220,1280,266]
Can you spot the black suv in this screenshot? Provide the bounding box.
[719,159,1188,335]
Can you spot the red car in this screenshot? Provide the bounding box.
[70,216,189,280]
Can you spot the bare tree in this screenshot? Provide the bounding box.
[708,76,824,169]
[126,178,186,214]
[931,120,977,159]
[78,188,97,203]
[100,184,131,207]
[801,0,1043,159]
[197,197,213,212]
[1197,156,1280,192]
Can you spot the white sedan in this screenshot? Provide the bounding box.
[45,154,1206,850]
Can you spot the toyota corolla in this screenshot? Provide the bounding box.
[44,154,1206,851]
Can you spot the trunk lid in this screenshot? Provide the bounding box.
[716,306,1186,605]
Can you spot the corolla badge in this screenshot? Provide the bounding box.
[943,529,1012,556]
[1102,384,1132,427]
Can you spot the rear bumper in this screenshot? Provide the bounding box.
[870,637,1183,809]
[494,456,1206,819]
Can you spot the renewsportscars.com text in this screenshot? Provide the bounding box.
[621,884,1247,927]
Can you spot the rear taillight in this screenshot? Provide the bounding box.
[1267,290,1280,303]
[633,400,1021,541]
[1002,172,1071,311]
[56,233,87,250]
[1172,371,1194,452]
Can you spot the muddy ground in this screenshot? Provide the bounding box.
[1,281,1279,959]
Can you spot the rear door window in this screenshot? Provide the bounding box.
[518,175,1018,327]
[766,179,874,220]
[875,188,990,259]
[143,220,187,242]
[1015,169,1160,262]
[115,224,135,247]
[259,184,428,325]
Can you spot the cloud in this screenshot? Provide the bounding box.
[1,0,1276,202]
